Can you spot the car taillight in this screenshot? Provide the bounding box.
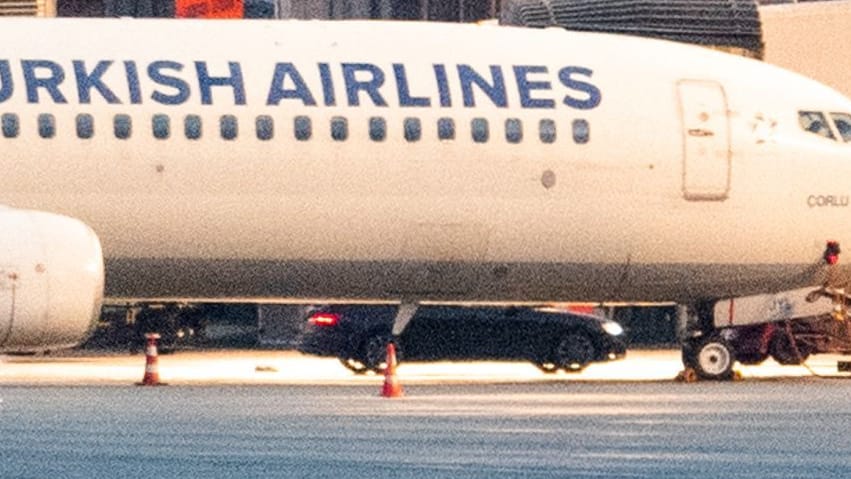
[308,313,340,327]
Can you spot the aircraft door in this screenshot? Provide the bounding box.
[677,80,731,201]
[0,267,17,347]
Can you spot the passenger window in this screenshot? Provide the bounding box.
[572,119,590,144]
[830,113,851,142]
[471,118,489,143]
[404,117,421,142]
[799,111,835,140]
[539,119,556,144]
[39,113,56,139]
[369,117,386,142]
[331,116,348,141]
[505,118,522,144]
[1,113,18,138]
[152,114,170,140]
[438,117,455,141]
[220,115,238,140]
[76,114,94,139]
[256,115,274,141]
[185,115,202,140]
[114,114,132,140]
[294,116,311,141]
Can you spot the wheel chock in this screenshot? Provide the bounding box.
[675,368,743,382]
[675,368,699,383]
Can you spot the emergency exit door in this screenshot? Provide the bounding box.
[677,80,731,201]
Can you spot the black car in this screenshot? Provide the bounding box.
[297,304,627,374]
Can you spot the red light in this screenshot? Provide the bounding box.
[308,313,340,327]
[825,241,841,265]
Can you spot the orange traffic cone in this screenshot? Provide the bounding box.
[380,342,404,398]
[137,333,165,386]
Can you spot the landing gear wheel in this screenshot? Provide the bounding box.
[685,334,734,380]
[554,332,595,373]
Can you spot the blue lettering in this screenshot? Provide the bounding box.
[266,62,316,106]
[458,65,507,108]
[148,61,190,105]
[124,61,142,104]
[433,64,451,107]
[318,63,336,106]
[342,63,387,107]
[0,60,12,103]
[195,61,246,105]
[513,65,554,109]
[22,60,67,104]
[558,66,601,110]
[74,60,121,104]
[393,64,430,108]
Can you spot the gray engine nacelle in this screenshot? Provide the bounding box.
[0,207,104,352]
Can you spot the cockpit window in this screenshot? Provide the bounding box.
[799,111,835,140]
[830,113,851,142]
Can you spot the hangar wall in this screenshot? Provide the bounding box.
[760,0,851,100]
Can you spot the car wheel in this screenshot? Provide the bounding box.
[338,357,369,375]
[534,361,559,374]
[735,351,769,365]
[360,333,394,373]
[770,331,810,365]
[554,332,596,372]
[688,334,734,380]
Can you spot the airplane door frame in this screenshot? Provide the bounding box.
[0,268,17,347]
[677,80,732,201]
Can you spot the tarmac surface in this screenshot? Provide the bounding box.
[2,350,851,478]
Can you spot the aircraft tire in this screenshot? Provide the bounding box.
[689,334,734,380]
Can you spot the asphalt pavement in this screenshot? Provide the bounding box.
[2,350,851,478]
[2,380,851,478]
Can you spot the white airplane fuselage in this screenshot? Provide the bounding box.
[1,18,851,303]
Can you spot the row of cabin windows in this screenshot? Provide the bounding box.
[0,113,591,145]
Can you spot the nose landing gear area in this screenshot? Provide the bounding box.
[680,334,737,381]
[678,326,851,382]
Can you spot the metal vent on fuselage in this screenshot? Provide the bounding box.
[500,0,764,59]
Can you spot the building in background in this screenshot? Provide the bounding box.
[34,0,499,19]
[283,0,496,21]
[0,0,55,15]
